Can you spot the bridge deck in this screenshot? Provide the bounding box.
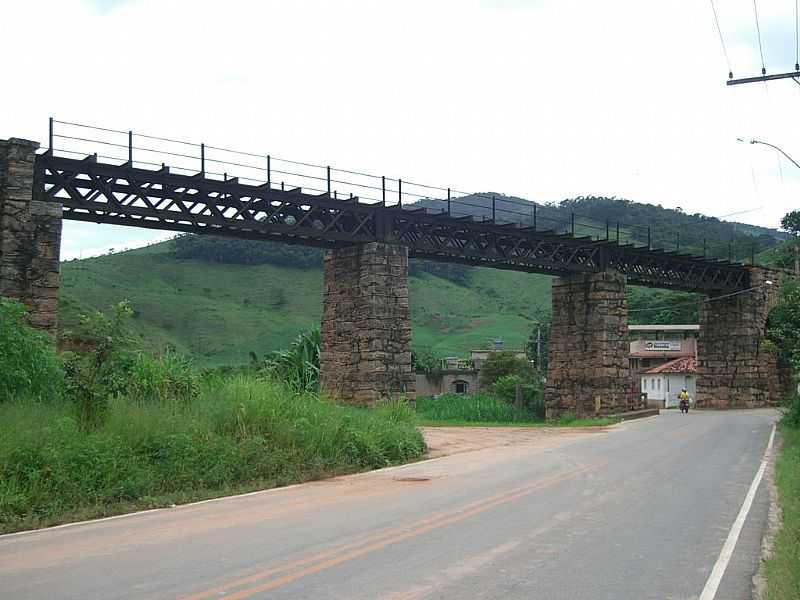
[35,153,750,293]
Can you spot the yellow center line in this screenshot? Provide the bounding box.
[185,462,601,600]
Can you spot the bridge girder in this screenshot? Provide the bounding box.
[35,154,749,294]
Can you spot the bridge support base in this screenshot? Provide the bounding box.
[696,267,790,408]
[320,242,414,405]
[545,271,632,418]
[0,138,61,337]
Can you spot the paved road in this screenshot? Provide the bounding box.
[0,410,777,600]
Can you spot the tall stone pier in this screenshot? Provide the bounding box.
[0,139,61,336]
[320,242,414,405]
[696,267,789,408]
[545,270,631,418]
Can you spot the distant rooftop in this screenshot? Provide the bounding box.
[628,324,700,332]
[645,356,697,374]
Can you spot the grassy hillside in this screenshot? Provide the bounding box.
[59,242,553,366]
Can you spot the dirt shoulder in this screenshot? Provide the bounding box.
[420,425,613,458]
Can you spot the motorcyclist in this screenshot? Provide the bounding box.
[678,388,690,413]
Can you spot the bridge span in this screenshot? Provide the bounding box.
[0,127,791,415]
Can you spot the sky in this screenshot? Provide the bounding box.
[1,0,798,259]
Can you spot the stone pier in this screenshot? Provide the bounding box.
[696,267,790,408]
[545,270,632,418]
[0,138,61,336]
[320,242,414,405]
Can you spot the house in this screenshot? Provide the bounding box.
[640,356,697,409]
[414,340,528,397]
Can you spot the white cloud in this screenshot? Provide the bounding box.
[1,0,797,258]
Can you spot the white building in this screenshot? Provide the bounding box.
[640,356,697,409]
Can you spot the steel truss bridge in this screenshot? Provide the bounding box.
[34,150,750,294]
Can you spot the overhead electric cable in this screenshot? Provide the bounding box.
[753,0,766,74]
[710,0,733,78]
[629,282,772,313]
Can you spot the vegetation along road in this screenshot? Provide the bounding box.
[0,410,777,599]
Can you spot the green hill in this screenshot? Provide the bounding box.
[58,196,785,366]
[59,242,554,366]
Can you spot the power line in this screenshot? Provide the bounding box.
[710,0,733,78]
[753,0,766,74]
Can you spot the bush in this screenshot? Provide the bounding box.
[479,351,535,387]
[782,393,800,429]
[0,298,64,402]
[261,328,320,392]
[491,374,545,419]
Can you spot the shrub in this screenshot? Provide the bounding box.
[491,374,545,419]
[0,298,64,402]
[783,393,800,428]
[261,328,320,392]
[479,351,535,387]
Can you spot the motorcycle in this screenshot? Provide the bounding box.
[679,399,689,414]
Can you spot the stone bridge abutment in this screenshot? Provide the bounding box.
[0,138,61,337]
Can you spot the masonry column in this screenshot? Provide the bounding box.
[320,242,414,405]
[0,138,61,337]
[696,267,789,408]
[545,270,631,418]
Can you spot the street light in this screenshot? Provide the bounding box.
[737,138,800,170]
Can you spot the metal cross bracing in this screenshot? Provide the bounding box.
[35,152,750,294]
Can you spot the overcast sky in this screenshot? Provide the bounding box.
[1,0,798,259]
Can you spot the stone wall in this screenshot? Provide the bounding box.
[696,267,791,408]
[0,139,61,337]
[320,242,414,405]
[545,270,634,418]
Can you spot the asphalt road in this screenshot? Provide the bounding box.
[0,409,777,600]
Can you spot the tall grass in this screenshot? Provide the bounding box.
[415,394,541,424]
[766,400,800,600]
[0,375,425,533]
[0,298,64,402]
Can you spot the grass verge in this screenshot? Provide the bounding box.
[0,375,425,534]
[765,424,800,600]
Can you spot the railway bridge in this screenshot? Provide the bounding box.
[0,124,790,415]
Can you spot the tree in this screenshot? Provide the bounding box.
[480,351,535,387]
[767,280,800,372]
[781,210,800,276]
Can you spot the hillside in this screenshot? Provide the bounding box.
[59,242,553,366]
[58,196,782,366]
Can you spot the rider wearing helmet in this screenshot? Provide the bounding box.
[678,388,690,413]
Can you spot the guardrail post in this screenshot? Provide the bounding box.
[605,219,609,240]
[267,155,271,188]
[492,195,496,222]
[571,212,575,236]
[533,204,537,229]
[382,176,386,205]
[327,166,331,197]
[447,188,451,216]
[398,179,402,208]
[128,130,133,164]
[616,221,620,242]
[200,143,205,176]
[647,226,651,250]
[676,232,680,252]
[48,117,53,154]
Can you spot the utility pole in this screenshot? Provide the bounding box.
[536,325,542,372]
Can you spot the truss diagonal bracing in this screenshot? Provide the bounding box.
[35,154,749,293]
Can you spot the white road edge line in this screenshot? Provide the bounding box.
[698,422,776,600]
